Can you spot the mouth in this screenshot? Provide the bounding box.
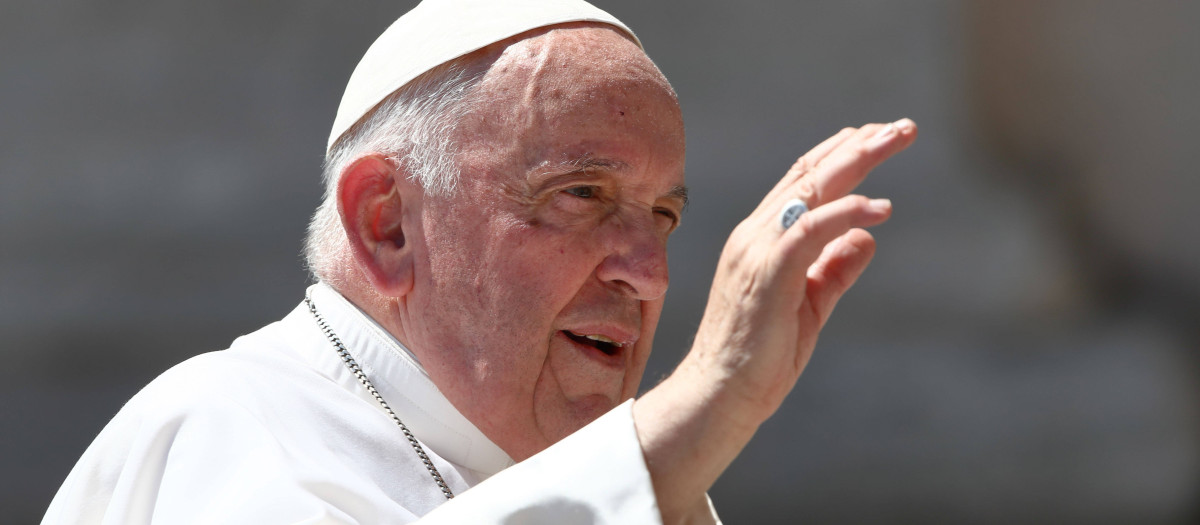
[561,330,624,357]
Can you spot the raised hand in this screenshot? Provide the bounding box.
[635,119,917,524]
[691,118,917,426]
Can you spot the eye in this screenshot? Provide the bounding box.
[653,207,681,231]
[564,186,597,199]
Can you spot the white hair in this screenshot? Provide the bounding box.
[304,56,487,286]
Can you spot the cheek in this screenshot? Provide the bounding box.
[626,296,665,395]
[506,225,605,292]
[462,227,593,357]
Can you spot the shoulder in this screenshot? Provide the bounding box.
[128,308,333,417]
[77,347,307,476]
[43,324,398,524]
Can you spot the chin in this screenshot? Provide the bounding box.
[562,394,619,435]
[509,395,620,461]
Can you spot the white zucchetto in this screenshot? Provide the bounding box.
[328,0,641,151]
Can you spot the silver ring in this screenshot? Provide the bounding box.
[779,198,809,230]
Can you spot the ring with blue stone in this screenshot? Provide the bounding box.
[779,198,809,230]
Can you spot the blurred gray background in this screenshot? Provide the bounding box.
[3,0,1198,523]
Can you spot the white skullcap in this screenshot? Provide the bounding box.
[327,0,642,152]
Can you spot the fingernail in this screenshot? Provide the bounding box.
[872,123,896,140]
[894,118,915,133]
[869,198,892,213]
[869,123,897,147]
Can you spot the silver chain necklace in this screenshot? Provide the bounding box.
[304,295,455,500]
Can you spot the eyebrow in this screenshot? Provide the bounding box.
[665,184,690,211]
[560,153,627,173]
[537,153,689,209]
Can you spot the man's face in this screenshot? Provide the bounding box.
[397,26,686,461]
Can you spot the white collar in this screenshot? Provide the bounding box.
[306,282,515,477]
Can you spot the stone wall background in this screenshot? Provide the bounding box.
[3,1,1197,523]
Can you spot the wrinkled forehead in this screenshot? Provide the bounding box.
[460,24,682,146]
[443,25,686,200]
[483,24,674,98]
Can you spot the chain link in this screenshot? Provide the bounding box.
[305,295,455,500]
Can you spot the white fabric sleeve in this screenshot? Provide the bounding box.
[416,399,663,524]
[44,390,719,524]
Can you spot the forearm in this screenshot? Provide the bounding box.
[632,358,758,524]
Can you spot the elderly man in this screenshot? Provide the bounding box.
[44,0,915,523]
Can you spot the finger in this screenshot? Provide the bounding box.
[804,228,877,328]
[786,228,876,374]
[758,123,885,217]
[769,195,892,294]
[774,128,859,196]
[758,127,859,216]
[788,118,916,212]
[805,127,861,168]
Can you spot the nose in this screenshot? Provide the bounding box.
[594,212,670,301]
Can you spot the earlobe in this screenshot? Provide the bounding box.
[337,155,419,298]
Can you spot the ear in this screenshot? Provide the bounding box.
[337,155,420,298]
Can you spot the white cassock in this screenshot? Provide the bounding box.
[43,283,721,524]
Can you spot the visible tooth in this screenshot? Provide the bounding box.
[584,334,622,347]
